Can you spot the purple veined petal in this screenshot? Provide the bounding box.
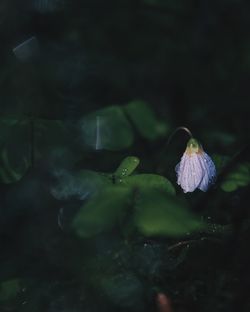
[179,155,191,192]
[185,153,204,192]
[176,153,188,186]
[205,153,216,183]
[175,162,180,174]
[175,153,186,183]
[176,153,203,193]
[197,154,210,192]
[198,153,216,192]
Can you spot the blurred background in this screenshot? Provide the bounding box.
[1,0,250,132]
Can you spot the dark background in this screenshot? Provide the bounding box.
[1,0,250,132]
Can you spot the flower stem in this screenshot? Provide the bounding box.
[166,126,193,147]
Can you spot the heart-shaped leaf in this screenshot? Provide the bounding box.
[72,186,132,238]
[79,106,134,151]
[124,100,168,141]
[134,191,204,237]
[118,174,176,195]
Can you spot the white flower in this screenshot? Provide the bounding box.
[175,138,216,193]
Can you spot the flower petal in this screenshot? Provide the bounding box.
[198,153,216,192]
[176,153,203,193]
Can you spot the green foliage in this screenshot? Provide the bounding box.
[0,147,29,184]
[0,118,30,184]
[79,106,134,151]
[77,170,112,195]
[0,279,20,302]
[114,156,140,178]
[212,154,230,173]
[72,158,179,239]
[118,173,176,195]
[0,102,166,185]
[79,102,167,151]
[0,117,71,184]
[124,100,168,141]
[221,162,250,192]
[72,185,132,238]
[100,273,145,310]
[134,191,204,236]
[0,108,243,311]
[72,157,201,239]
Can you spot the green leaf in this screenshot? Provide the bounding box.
[72,186,132,238]
[51,169,111,200]
[78,170,112,193]
[118,174,176,195]
[0,118,30,184]
[114,156,140,178]
[79,106,134,151]
[0,279,20,302]
[221,162,250,192]
[134,191,204,237]
[212,154,230,174]
[100,273,144,309]
[124,100,168,141]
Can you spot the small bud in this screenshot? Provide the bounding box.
[175,138,216,193]
[156,293,173,312]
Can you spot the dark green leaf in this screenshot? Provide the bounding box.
[221,162,250,192]
[51,169,111,200]
[79,106,134,151]
[134,191,204,237]
[0,279,20,302]
[114,156,140,178]
[0,118,30,184]
[118,173,176,195]
[100,273,144,309]
[212,154,230,174]
[72,186,132,238]
[124,100,168,141]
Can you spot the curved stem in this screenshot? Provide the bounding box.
[166,126,193,148]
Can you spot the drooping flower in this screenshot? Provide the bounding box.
[175,138,216,193]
